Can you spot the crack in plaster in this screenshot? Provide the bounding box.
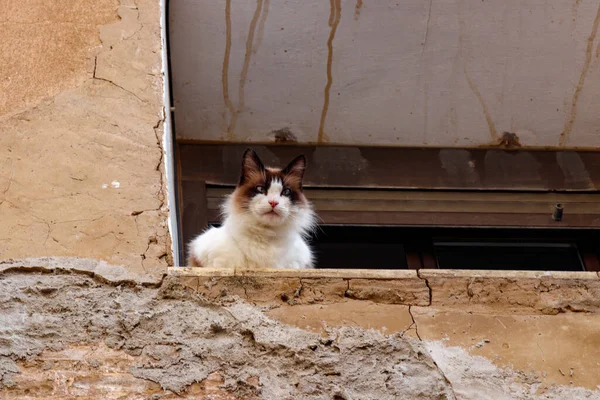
[93,56,146,103]
[407,305,422,340]
[95,0,169,269]
[1,199,52,251]
[466,278,474,304]
[297,278,306,298]
[2,0,170,269]
[416,269,433,306]
[124,108,168,270]
[123,3,143,41]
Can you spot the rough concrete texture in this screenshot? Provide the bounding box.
[175,268,600,395]
[2,258,600,399]
[0,258,454,399]
[267,304,600,395]
[0,0,171,273]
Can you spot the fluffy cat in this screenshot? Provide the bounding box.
[187,149,317,269]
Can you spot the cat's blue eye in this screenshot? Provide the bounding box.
[282,188,291,196]
[255,186,265,194]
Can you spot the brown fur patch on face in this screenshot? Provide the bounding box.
[230,151,308,214]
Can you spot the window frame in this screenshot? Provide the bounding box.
[176,143,600,271]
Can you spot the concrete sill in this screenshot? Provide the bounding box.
[168,267,600,314]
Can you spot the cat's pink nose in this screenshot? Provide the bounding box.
[269,200,279,208]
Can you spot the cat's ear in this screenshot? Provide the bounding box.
[239,149,265,185]
[282,155,306,188]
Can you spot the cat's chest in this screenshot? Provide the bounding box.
[236,236,284,263]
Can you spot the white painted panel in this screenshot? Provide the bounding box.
[170,0,600,149]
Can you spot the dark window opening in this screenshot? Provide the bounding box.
[310,226,408,269]
[177,144,600,272]
[309,226,598,272]
[434,242,582,271]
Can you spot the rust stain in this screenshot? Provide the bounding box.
[463,65,498,142]
[354,0,363,20]
[328,0,335,26]
[270,127,298,143]
[253,0,270,54]
[559,3,600,146]
[228,0,264,140]
[318,0,342,143]
[222,0,235,139]
[238,0,263,112]
[497,132,521,148]
[458,15,497,142]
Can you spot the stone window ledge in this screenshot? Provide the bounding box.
[169,267,600,315]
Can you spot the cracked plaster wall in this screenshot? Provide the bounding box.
[0,0,171,273]
[2,259,600,399]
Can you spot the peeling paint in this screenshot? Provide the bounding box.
[559,3,600,146]
[318,0,341,143]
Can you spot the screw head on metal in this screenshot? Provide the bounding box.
[552,203,564,222]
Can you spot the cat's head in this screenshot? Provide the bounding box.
[229,149,311,229]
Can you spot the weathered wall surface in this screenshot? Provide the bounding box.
[0,259,454,399]
[2,259,600,399]
[178,267,600,396]
[0,0,171,273]
[171,0,600,149]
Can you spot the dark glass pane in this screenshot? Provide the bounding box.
[434,242,583,271]
[311,226,408,269]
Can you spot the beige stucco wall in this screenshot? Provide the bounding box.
[0,0,171,273]
[171,0,600,149]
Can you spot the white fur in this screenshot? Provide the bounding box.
[188,181,316,270]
